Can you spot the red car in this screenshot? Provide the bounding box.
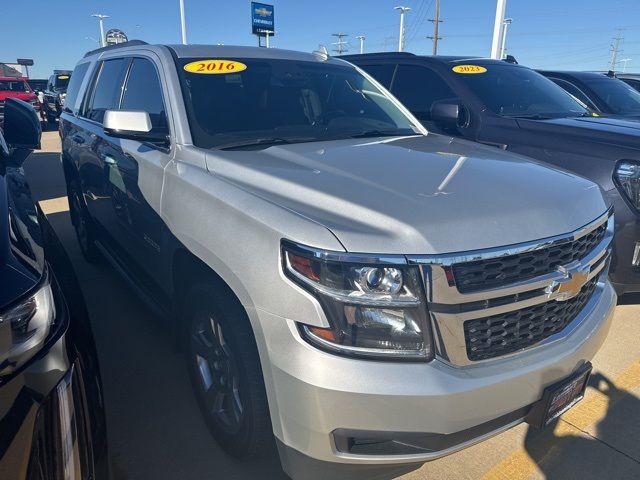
[0,76,39,123]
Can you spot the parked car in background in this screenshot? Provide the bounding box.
[60,42,615,480]
[27,78,48,94]
[43,70,72,124]
[0,98,109,479]
[345,53,640,296]
[539,70,640,119]
[0,77,38,124]
[616,73,640,93]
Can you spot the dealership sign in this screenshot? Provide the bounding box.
[251,2,274,35]
[105,29,128,46]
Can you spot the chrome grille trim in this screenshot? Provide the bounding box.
[407,209,613,366]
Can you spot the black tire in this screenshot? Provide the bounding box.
[68,182,102,264]
[183,282,274,460]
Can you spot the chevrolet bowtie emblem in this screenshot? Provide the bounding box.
[547,264,590,301]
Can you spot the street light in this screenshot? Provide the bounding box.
[91,14,110,47]
[500,18,513,59]
[395,6,411,52]
[179,0,187,44]
[356,35,366,54]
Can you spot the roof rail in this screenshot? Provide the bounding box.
[83,40,149,58]
[339,52,416,58]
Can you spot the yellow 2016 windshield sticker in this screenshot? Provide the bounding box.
[183,59,247,74]
[452,65,487,74]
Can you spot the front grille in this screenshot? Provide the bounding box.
[463,277,599,361]
[452,222,607,293]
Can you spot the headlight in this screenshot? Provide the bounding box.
[282,241,433,361]
[615,161,640,211]
[0,273,56,376]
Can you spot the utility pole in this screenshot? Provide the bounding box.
[609,29,625,71]
[356,35,366,54]
[331,33,349,55]
[499,18,513,59]
[620,58,632,73]
[490,0,507,59]
[91,14,110,47]
[382,36,394,52]
[179,0,187,44]
[427,0,442,55]
[395,6,411,52]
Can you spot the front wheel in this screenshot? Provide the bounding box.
[183,283,274,460]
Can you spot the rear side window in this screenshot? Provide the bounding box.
[63,63,90,114]
[121,58,168,131]
[361,64,396,88]
[391,65,456,119]
[84,58,129,123]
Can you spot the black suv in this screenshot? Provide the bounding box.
[539,70,640,119]
[43,71,72,124]
[0,99,108,479]
[344,53,640,295]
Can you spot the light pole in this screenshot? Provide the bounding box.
[490,0,507,59]
[500,18,513,59]
[356,35,366,54]
[179,0,187,44]
[91,14,110,47]
[395,6,411,52]
[620,58,632,73]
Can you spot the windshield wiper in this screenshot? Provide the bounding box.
[216,137,312,150]
[343,129,418,139]
[503,114,553,120]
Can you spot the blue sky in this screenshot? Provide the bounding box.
[2,0,640,78]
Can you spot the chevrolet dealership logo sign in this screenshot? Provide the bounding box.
[255,7,272,17]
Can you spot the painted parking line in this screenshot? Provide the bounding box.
[482,360,640,480]
[38,196,69,215]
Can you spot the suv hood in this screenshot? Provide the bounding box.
[517,116,640,151]
[204,134,607,254]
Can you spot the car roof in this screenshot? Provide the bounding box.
[341,52,518,66]
[538,70,614,80]
[82,41,348,67]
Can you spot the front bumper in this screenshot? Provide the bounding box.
[258,280,615,479]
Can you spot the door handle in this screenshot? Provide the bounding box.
[71,135,85,144]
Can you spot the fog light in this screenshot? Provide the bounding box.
[633,242,640,267]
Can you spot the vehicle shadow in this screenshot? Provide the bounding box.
[523,372,640,479]
[40,208,290,480]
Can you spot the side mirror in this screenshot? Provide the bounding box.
[430,99,467,130]
[103,110,168,146]
[2,98,42,166]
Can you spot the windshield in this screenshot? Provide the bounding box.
[54,75,70,91]
[581,76,640,115]
[177,58,420,149]
[457,64,589,118]
[0,80,29,93]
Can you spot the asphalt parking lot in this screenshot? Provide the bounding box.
[25,130,640,480]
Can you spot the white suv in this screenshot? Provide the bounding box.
[60,42,615,479]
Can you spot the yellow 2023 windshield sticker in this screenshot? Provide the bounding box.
[183,60,247,74]
[452,65,487,74]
